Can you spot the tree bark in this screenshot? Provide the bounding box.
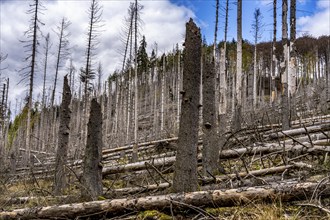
[54,75,72,195]
[234,0,242,131]
[2,181,329,219]
[81,98,103,200]
[202,58,218,176]
[281,0,290,130]
[173,18,201,193]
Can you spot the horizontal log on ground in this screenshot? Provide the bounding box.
[10,143,329,180]
[264,124,330,139]
[18,148,54,156]
[102,144,329,176]
[3,163,311,207]
[279,132,330,145]
[102,137,178,155]
[1,181,329,219]
[106,163,311,196]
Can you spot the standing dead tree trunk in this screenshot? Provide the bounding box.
[281,0,290,131]
[81,98,103,200]
[173,19,201,193]
[289,0,297,119]
[218,0,229,154]
[271,0,277,105]
[19,0,43,164]
[202,57,218,176]
[234,0,242,131]
[54,75,72,196]
[51,17,71,107]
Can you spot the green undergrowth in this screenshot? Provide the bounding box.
[137,210,172,220]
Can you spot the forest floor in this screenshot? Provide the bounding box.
[1,114,330,219]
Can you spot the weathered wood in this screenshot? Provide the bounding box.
[1,181,329,219]
[265,124,330,139]
[81,98,103,200]
[173,18,201,192]
[54,75,72,195]
[102,144,329,175]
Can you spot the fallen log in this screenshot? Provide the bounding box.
[101,144,329,176]
[3,163,311,207]
[1,181,329,219]
[265,124,330,139]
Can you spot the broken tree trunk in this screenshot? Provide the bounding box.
[173,18,201,192]
[54,75,72,195]
[81,98,103,200]
[1,181,329,219]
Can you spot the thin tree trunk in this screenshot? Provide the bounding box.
[281,0,290,130]
[234,0,242,131]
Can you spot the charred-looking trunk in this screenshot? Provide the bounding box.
[202,57,218,176]
[54,75,72,196]
[281,0,290,131]
[173,19,201,193]
[81,98,103,200]
[234,0,242,131]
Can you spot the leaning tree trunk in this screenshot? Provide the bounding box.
[81,98,103,200]
[54,75,72,196]
[173,18,201,193]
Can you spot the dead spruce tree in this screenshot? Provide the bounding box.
[289,0,297,117]
[51,17,71,107]
[271,0,277,105]
[80,0,103,103]
[81,98,103,200]
[173,19,201,192]
[54,75,72,196]
[281,0,290,130]
[202,57,218,176]
[252,8,263,109]
[234,0,242,131]
[19,0,44,163]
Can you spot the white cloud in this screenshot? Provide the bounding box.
[297,0,330,37]
[0,0,194,109]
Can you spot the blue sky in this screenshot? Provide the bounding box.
[172,0,330,43]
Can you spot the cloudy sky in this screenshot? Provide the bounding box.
[0,0,329,113]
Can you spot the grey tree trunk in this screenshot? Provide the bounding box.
[81,98,103,200]
[289,0,297,119]
[234,0,242,131]
[173,19,201,193]
[271,0,277,105]
[25,0,40,165]
[202,58,218,176]
[54,75,72,196]
[281,0,290,130]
